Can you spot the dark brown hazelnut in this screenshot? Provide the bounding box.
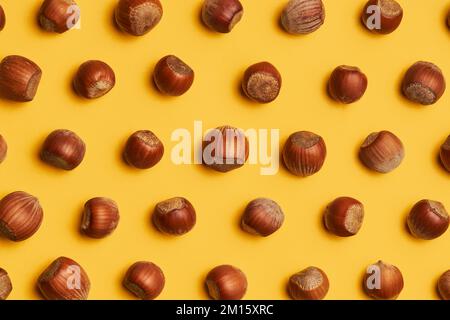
[440,135,450,172]
[0,268,12,300]
[202,125,249,173]
[288,266,329,300]
[153,55,194,96]
[242,62,282,103]
[38,257,90,300]
[73,60,116,99]
[324,197,364,237]
[402,61,446,105]
[123,130,164,169]
[363,260,403,300]
[0,134,7,164]
[0,5,6,31]
[38,0,80,33]
[152,197,196,235]
[0,55,42,102]
[447,10,450,29]
[205,265,247,300]
[81,197,120,239]
[115,0,163,36]
[241,198,284,236]
[281,0,325,34]
[0,191,43,241]
[407,200,449,240]
[328,65,368,104]
[201,0,243,33]
[438,270,450,300]
[282,131,327,177]
[40,129,86,170]
[359,130,404,173]
[123,261,165,300]
[361,0,403,34]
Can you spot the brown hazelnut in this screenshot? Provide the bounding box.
[0,5,6,31]
[242,62,282,103]
[38,257,90,300]
[402,61,446,105]
[0,134,7,164]
[359,130,404,173]
[123,130,164,169]
[123,261,165,300]
[328,65,368,104]
[0,191,43,241]
[361,0,403,34]
[115,0,163,36]
[38,0,80,33]
[282,131,327,177]
[73,60,116,99]
[440,135,450,172]
[202,126,249,173]
[152,197,196,235]
[407,200,449,240]
[241,198,284,236]
[438,270,450,300]
[153,55,194,96]
[324,197,364,237]
[0,268,12,300]
[363,260,403,300]
[81,197,120,239]
[0,55,42,102]
[205,265,247,300]
[201,0,243,33]
[281,0,325,34]
[288,266,329,300]
[40,129,86,170]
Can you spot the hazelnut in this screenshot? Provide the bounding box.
[73,60,116,99]
[363,260,403,300]
[0,5,5,31]
[202,125,249,173]
[40,129,86,170]
[0,191,43,241]
[438,270,450,300]
[242,62,282,103]
[241,198,284,236]
[81,197,120,239]
[0,134,7,164]
[0,55,42,102]
[201,0,243,33]
[288,266,329,300]
[153,55,194,96]
[439,135,450,173]
[0,268,12,300]
[38,257,90,300]
[407,200,449,240]
[324,197,364,237]
[38,0,80,33]
[123,130,164,169]
[402,61,446,105]
[328,65,368,104]
[123,261,165,300]
[281,0,325,34]
[359,130,404,173]
[115,0,163,36]
[361,0,403,34]
[152,197,196,236]
[205,265,247,300]
[282,131,327,177]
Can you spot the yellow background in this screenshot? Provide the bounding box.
[0,0,449,300]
